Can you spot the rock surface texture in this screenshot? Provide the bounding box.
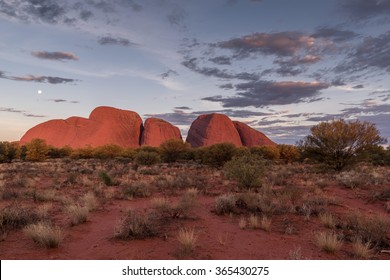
[233,121,276,147]
[20,107,276,148]
[186,113,243,147]
[141,117,182,147]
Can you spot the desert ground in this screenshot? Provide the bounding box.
[0,158,389,260]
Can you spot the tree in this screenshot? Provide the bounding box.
[0,142,19,163]
[159,139,191,163]
[299,119,386,170]
[25,139,49,162]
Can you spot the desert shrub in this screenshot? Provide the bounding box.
[299,119,386,170]
[134,150,161,166]
[177,227,197,254]
[0,205,37,230]
[47,146,72,158]
[352,238,373,259]
[114,210,158,240]
[24,222,63,248]
[67,204,89,225]
[123,182,154,199]
[99,171,114,186]
[319,212,337,229]
[200,143,237,167]
[315,231,343,253]
[215,194,237,215]
[160,139,191,163]
[121,148,136,160]
[261,215,272,231]
[250,146,280,161]
[152,190,198,219]
[0,142,19,163]
[70,146,95,159]
[277,144,300,163]
[25,139,49,162]
[93,144,124,159]
[343,212,390,246]
[82,192,99,211]
[223,154,265,188]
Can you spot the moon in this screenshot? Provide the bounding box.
[38,90,42,95]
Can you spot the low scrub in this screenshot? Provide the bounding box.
[114,210,158,240]
[352,238,373,259]
[134,150,161,166]
[315,231,343,253]
[24,222,63,248]
[177,227,197,254]
[67,204,89,226]
[223,154,265,189]
[123,182,154,199]
[215,194,237,215]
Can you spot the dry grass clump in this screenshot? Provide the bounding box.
[33,189,57,203]
[344,212,390,246]
[215,194,237,215]
[67,204,89,226]
[319,212,337,229]
[123,182,154,199]
[315,231,343,253]
[36,203,53,221]
[261,216,272,232]
[352,238,374,259]
[177,227,197,254]
[288,247,303,260]
[248,214,260,229]
[238,217,247,229]
[82,192,99,211]
[0,204,37,231]
[24,222,63,248]
[114,210,158,240]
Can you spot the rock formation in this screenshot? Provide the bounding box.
[186,113,242,147]
[141,117,182,147]
[233,121,276,147]
[20,107,276,148]
[20,106,143,148]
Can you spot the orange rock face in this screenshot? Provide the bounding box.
[141,118,182,147]
[233,121,276,147]
[20,106,142,148]
[186,113,242,147]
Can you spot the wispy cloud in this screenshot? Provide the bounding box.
[340,0,390,20]
[98,35,137,47]
[31,51,79,61]
[203,80,329,108]
[0,107,46,118]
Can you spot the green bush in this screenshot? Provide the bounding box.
[200,143,237,167]
[299,119,386,170]
[250,146,280,161]
[223,154,265,188]
[93,144,124,159]
[25,139,49,162]
[160,139,190,163]
[277,144,300,163]
[134,150,161,166]
[47,145,72,158]
[0,142,19,163]
[70,146,95,159]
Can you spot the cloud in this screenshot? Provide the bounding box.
[49,99,79,103]
[203,80,329,107]
[217,32,315,58]
[0,71,79,84]
[312,27,359,42]
[98,35,137,47]
[182,57,260,81]
[335,31,390,74]
[0,107,46,118]
[340,0,390,20]
[174,106,191,110]
[209,56,232,65]
[31,51,79,61]
[160,69,178,80]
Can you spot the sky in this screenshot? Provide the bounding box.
[1,0,390,144]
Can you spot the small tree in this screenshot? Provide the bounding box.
[25,139,49,162]
[299,119,386,170]
[159,139,190,163]
[0,142,19,163]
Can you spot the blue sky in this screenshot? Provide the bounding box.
[1,0,390,144]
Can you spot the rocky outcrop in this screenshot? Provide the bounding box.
[20,106,142,148]
[186,113,242,147]
[20,107,276,148]
[141,117,182,147]
[233,121,276,147]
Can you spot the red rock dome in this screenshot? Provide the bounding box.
[233,121,276,147]
[141,117,182,147]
